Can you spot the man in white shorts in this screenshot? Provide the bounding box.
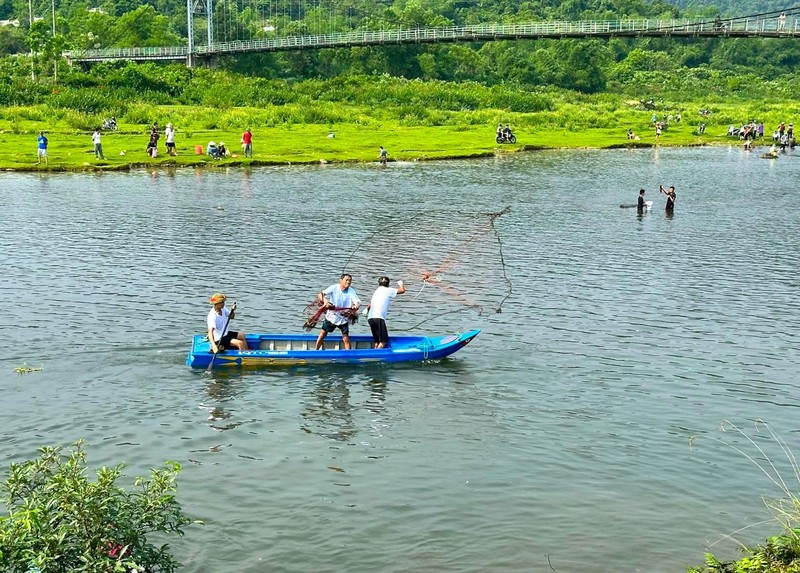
[37,131,48,165]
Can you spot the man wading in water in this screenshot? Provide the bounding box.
[660,185,676,213]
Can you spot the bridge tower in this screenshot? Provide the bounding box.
[186,0,213,67]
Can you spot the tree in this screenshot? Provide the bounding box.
[557,40,610,93]
[110,5,182,48]
[0,441,193,573]
[0,25,26,54]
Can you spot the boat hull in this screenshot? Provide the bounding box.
[186,329,480,369]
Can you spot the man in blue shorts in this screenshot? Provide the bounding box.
[315,274,361,350]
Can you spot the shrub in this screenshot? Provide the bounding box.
[0,441,193,573]
[689,421,800,573]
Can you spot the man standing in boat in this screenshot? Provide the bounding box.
[315,274,361,350]
[207,293,249,353]
[364,277,406,349]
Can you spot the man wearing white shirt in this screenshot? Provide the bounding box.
[314,274,361,350]
[165,122,177,156]
[365,276,406,348]
[92,127,104,159]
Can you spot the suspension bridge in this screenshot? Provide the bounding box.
[63,8,800,67]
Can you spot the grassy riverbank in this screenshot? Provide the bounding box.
[3,97,798,171]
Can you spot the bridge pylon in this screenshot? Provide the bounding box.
[186,0,213,68]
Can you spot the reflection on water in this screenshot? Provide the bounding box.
[301,378,355,441]
[200,372,247,432]
[364,377,388,416]
[297,367,390,442]
[4,149,800,573]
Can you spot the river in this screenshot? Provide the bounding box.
[2,146,799,572]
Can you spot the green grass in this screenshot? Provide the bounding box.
[1,99,796,171]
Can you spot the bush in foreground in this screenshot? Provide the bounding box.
[0,441,192,573]
[690,421,800,573]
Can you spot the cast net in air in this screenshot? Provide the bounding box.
[301,207,512,332]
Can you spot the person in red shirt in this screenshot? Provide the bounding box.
[241,128,253,158]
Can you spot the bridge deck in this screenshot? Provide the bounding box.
[64,16,799,63]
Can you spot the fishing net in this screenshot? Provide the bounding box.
[302,303,359,332]
[301,207,512,332]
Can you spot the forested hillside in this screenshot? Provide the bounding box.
[0,0,797,109]
[666,1,799,17]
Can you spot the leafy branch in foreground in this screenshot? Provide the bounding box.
[689,420,800,573]
[0,440,194,573]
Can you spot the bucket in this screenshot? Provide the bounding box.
[195,145,203,155]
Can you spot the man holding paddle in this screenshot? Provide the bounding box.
[207,293,249,354]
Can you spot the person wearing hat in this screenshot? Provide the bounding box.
[164,122,176,156]
[207,141,220,159]
[217,141,228,158]
[207,293,249,353]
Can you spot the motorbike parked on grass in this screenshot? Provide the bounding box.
[102,117,118,131]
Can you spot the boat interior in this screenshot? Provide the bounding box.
[253,338,377,351]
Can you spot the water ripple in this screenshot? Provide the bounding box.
[2,149,800,572]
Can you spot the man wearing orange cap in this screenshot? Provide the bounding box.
[207,293,249,353]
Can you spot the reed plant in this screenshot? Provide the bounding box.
[689,420,800,573]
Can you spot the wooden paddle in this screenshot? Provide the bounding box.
[207,301,236,372]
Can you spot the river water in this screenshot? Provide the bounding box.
[2,146,799,572]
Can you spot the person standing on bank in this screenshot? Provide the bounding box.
[660,185,676,213]
[37,131,48,165]
[164,122,176,156]
[92,127,104,159]
[314,274,361,350]
[637,189,646,214]
[364,277,406,349]
[207,293,249,353]
[241,128,253,158]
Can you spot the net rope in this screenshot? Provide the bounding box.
[307,206,513,332]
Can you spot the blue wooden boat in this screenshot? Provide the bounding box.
[186,329,480,369]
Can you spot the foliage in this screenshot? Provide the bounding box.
[13,364,42,373]
[0,441,192,573]
[689,421,800,573]
[2,0,798,95]
[668,1,799,17]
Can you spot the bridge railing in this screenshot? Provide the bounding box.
[64,15,798,61]
[64,45,188,59]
